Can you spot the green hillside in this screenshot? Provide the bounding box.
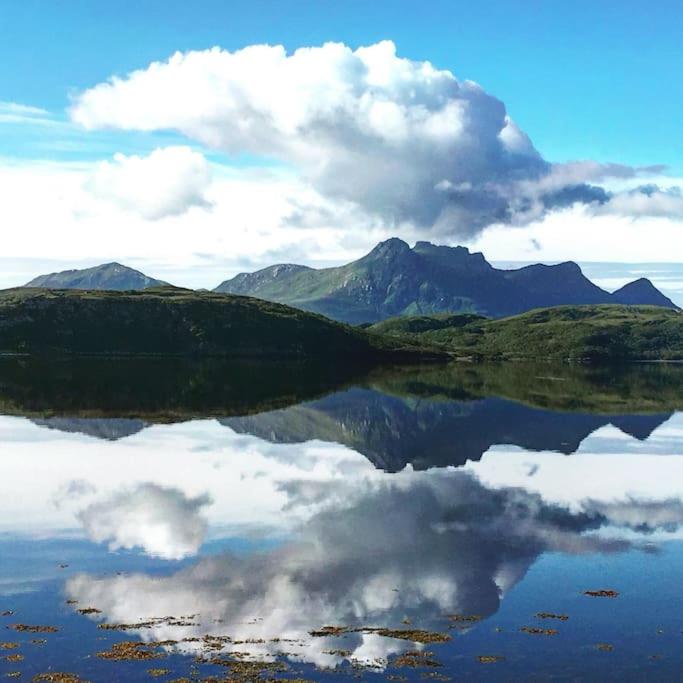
[369,305,683,361]
[0,286,440,360]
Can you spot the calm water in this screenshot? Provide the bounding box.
[0,358,682,682]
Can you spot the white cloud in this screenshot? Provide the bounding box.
[468,202,683,265]
[70,41,683,239]
[597,185,683,219]
[69,41,558,235]
[78,483,212,560]
[85,146,212,219]
[0,101,53,125]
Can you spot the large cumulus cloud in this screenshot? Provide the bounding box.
[73,41,664,237]
[85,146,212,220]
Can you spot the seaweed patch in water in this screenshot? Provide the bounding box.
[446,614,481,623]
[392,650,442,669]
[584,590,619,598]
[98,617,197,631]
[365,628,451,644]
[309,625,350,637]
[205,657,289,678]
[535,612,569,621]
[11,624,59,633]
[96,641,167,661]
[3,653,24,662]
[520,627,558,636]
[309,626,451,644]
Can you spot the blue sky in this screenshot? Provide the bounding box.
[2,0,681,170]
[0,1,681,291]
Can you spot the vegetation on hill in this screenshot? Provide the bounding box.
[370,312,485,335]
[369,305,683,361]
[0,286,441,360]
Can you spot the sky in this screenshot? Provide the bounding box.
[1,0,682,291]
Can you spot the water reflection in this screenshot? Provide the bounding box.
[222,390,672,471]
[77,484,212,560]
[0,358,682,679]
[65,466,676,667]
[2,358,681,470]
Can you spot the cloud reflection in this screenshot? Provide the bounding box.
[78,483,212,560]
[65,468,682,665]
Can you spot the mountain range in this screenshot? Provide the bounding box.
[215,239,678,323]
[22,239,678,324]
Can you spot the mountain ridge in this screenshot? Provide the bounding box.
[215,238,678,323]
[22,241,679,324]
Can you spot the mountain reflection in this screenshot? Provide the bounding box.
[66,467,683,666]
[222,389,672,471]
[1,358,680,469]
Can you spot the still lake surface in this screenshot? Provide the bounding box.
[0,358,682,681]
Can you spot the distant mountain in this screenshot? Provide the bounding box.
[25,262,168,291]
[215,238,678,324]
[611,277,677,307]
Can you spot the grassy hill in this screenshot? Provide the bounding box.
[0,286,440,360]
[369,305,683,361]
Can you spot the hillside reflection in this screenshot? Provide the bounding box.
[1,357,681,469]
